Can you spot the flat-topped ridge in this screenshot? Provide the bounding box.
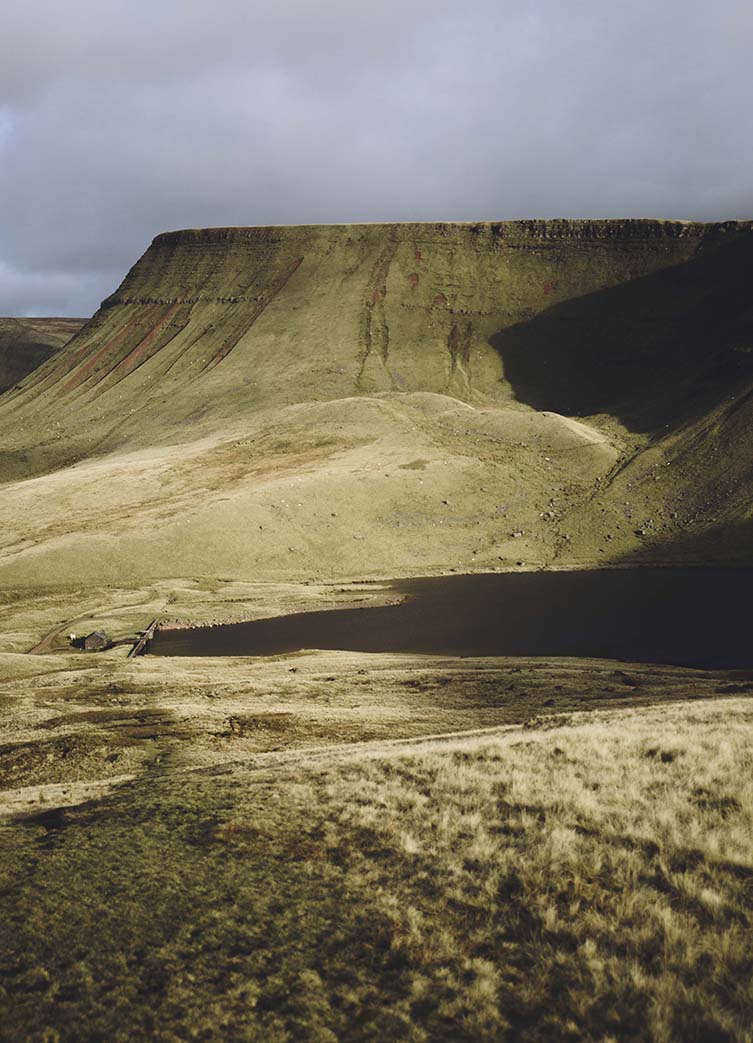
[0,218,751,581]
[151,218,753,249]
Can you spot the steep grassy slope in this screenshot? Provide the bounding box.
[0,316,84,394]
[0,220,751,585]
[1,221,730,444]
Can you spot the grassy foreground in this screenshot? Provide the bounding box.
[1,696,752,1042]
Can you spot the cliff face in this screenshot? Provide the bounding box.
[6,221,745,434]
[0,220,751,585]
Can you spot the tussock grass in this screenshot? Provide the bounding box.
[1,698,752,1040]
[0,645,726,797]
[319,702,753,1041]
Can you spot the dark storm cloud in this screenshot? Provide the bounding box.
[1,0,751,316]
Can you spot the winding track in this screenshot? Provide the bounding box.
[26,591,166,654]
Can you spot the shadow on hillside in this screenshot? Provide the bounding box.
[0,342,59,395]
[490,229,753,435]
[618,519,753,565]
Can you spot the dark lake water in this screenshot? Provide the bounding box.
[147,568,753,669]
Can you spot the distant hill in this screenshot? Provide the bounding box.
[0,220,751,586]
[0,317,85,395]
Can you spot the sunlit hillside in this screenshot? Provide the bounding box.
[0,221,751,588]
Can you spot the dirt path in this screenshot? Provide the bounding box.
[27,607,103,654]
[26,591,166,654]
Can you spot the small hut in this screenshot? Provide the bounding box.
[82,630,109,651]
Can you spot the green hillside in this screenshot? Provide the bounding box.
[0,220,751,587]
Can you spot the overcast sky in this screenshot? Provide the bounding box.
[1,0,751,317]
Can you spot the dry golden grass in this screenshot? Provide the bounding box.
[1,696,752,1041]
[0,626,731,808]
[313,700,753,1041]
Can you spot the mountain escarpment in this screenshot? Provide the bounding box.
[0,220,751,585]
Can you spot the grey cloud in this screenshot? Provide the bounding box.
[1,0,751,316]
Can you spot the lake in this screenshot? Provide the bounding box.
[146,567,753,669]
